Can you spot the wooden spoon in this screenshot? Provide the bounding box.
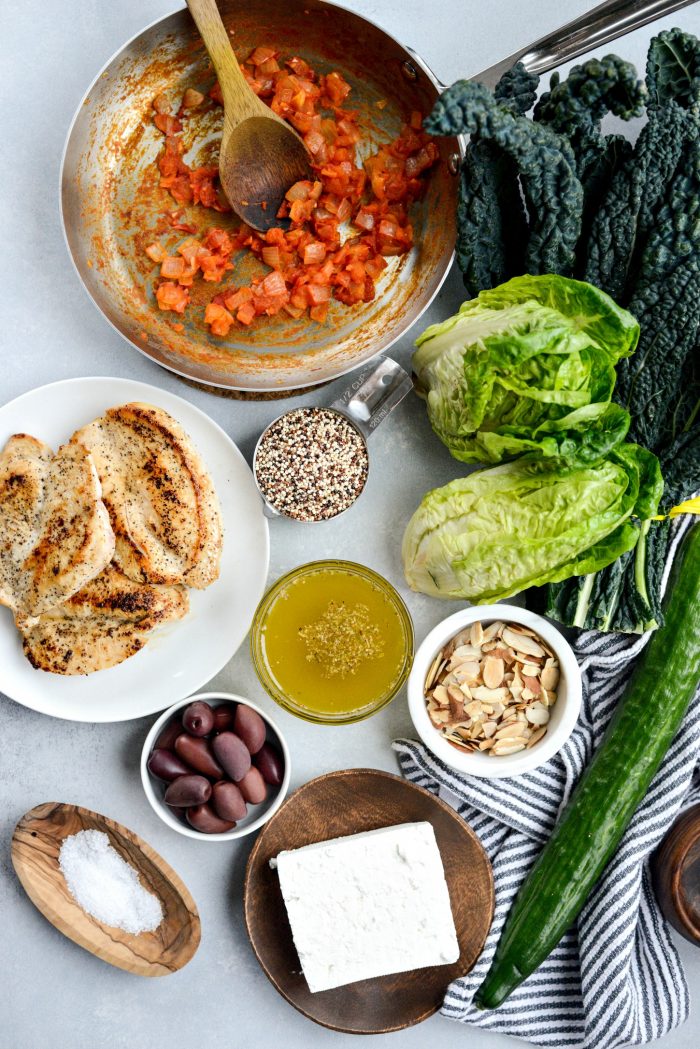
[187,0,313,232]
[11,802,200,976]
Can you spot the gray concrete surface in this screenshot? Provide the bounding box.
[2,2,699,1047]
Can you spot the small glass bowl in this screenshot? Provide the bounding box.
[250,560,414,725]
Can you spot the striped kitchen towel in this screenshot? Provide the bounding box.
[393,525,700,1049]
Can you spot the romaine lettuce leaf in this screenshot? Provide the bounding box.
[402,445,661,602]
[413,274,638,466]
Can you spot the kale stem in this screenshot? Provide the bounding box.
[573,573,595,628]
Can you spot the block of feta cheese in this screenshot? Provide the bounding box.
[271,821,460,993]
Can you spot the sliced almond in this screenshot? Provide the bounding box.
[506,624,539,639]
[479,738,495,751]
[452,644,482,661]
[446,736,476,752]
[424,651,443,692]
[444,629,472,657]
[502,626,546,659]
[489,646,515,665]
[469,622,484,647]
[429,708,450,726]
[448,692,465,721]
[432,684,449,706]
[521,688,535,702]
[451,723,473,737]
[447,683,466,702]
[492,740,526,756]
[453,661,481,683]
[465,700,484,719]
[472,685,510,702]
[495,721,527,739]
[482,720,498,738]
[540,664,560,691]
[483,656,504,689]
[525,704,550,726]
[527,726,547,748]
[521,662,541,678]
[522,674,542,695]
[482,620,505,641]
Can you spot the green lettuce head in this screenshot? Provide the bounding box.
[402,444,663,602]
[413,274,639,465]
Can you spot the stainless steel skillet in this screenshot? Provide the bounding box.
[61,0,695,394]
[61,0,461,394]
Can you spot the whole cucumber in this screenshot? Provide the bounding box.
[475,525,700,1009]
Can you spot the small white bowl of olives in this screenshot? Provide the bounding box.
[141,692,291,841]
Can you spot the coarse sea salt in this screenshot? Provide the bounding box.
[58,829,163,935]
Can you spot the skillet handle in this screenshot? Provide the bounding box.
[469,0,698,90]
[330,357,413,441]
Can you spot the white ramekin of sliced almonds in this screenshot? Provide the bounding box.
[407,607,582,778]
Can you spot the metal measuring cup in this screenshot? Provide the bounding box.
[253,356,413,522]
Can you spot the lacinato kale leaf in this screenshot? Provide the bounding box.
[456,141,527,298]
[584,31,700,301]
[615,136,700,451]
[427,81,583,277]
[666,339,700,443]
[494,62,540,114]
[584,101,698,300]
[534,55,644,129]
[534,56,644,270]
[454,65,536,296]
[646,27,700,105]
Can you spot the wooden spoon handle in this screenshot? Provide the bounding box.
[186,0,260,126]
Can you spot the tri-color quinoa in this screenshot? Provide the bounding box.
[254,407,368,521]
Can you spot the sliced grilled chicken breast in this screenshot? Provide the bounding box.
[0,435,114,617]
[72,403,223,588]
[18,564,189,675]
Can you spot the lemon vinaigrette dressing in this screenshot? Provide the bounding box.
[252,562,413,723]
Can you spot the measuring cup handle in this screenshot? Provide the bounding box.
[329,356,414,440]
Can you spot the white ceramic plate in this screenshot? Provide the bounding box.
[0,377,269,722]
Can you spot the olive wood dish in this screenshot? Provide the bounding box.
[244,768,494,1033]
[652,802,700,946]
[11,802,200,975]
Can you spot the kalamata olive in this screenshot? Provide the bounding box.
[182,700,215,737]
[234,705,266,754]
[147,747,192,782]
[211,731,251,782]
[212,704,235,731]
[155,718,182,752]
[212,780,247,822]
[186,803,236,834]
[164,774,212,807]
[238,766,267,804]
[253,742,285,785]
[175,734,224,779]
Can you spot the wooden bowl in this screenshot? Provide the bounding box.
[652,802,700,946]
[12,802,200,975]
[244,768,494,1033]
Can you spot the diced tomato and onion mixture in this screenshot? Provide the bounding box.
[146,47,440,336]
